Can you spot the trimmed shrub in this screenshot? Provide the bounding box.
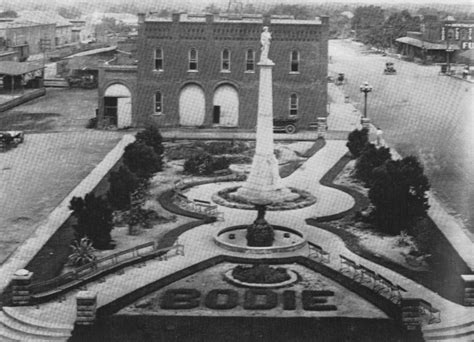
[123,141,162,179]
[355,143,392,185]
[232,264,290,284]
[69,193,114,249]
[183,153,230,175]
[246,221,274,247]
[135,125,164,156]
[369,156,430,234]
[346,128,369,158]
[107,166,140,210]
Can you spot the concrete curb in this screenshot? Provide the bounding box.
[0,134,135,295]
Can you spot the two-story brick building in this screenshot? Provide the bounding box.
[97,12,328,130]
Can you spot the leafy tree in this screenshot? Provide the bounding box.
[266,4,313,19]
[107,165,140,210]
[69,194,114,249]
[352,6,385,44]
[355,144,392,185]
[382,10,420,49]
[346,128,369,158]
[135,125,164,156]
[57,6,82,19]
[0,10,17,18]
[123,142,162,179]
[368,156,430,234]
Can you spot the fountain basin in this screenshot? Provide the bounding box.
[224,268,299,288]
[214,225,307,254]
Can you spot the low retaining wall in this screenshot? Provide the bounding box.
[0,88,46,112]
[0,134,135,296]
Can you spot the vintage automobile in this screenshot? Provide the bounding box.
[0,131,24,150]
[335,73,345,85]
[273,118,298,134]
[383,62,397,75]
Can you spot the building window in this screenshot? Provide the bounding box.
[155,91,162,114]
[290,50,300,73]
[189,48,198,71]
[155,48,163,70]
[221,49,231,71]
[246,49,255,72]
[289,94,298,116]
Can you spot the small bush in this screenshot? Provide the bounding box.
[183,153,230,175]
[69,193,114,250]
[107,166,140,210]
[246,221,274,247]
[232,264,290,284]
[123,141,162,179]
[68,237,96,267]
[409,217,435,255]
[346,128,369,158]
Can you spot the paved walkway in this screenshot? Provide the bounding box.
[1,137,472,340]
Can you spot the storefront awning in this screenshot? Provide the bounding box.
[396,37,460,50]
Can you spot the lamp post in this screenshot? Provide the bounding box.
[359,81,373,118]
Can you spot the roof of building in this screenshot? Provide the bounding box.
[0,61,44,75]
[15,11,72,27]
[64,46,117,59]
[396,36,460,50]
[147,13,322,25]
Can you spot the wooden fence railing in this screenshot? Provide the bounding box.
[28,241,184,298]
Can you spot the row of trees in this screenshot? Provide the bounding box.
[352,6,421,50]
[69,126,164,250]
[347,128,430,235]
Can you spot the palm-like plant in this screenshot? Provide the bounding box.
[68,237,97,267]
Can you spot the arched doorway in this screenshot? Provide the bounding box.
[179,84,205,127]
[104,84,132,128]
[212,84,239,127]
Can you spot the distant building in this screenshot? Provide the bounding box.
[0,20,55,56]
[97,12,329,130]
[396,16,474,63]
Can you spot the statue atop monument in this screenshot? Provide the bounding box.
[260,26,272,62]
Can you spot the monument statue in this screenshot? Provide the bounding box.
[260,26,272,62]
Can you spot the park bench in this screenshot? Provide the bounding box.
[375,274,407,304]
[355,264,379,288]
[339,255,360,278]
[308,243,330,263]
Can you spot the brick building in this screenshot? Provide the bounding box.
[97,12,329,130]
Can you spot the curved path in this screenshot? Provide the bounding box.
[0,141,472,341]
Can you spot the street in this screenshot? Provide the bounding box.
[329,39,474,234]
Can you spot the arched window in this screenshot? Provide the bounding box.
[290,50,299,73]
[155,91,162,114]
[246,49,255,72]
[221,49,231,71]
[189,48,198,71]
[155,48,163,70]
[289,94,298,116]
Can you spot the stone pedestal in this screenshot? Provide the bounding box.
[233,60,298,204]
[11,269,33,305]
[76,291,97,326]
[317,117,327,139]
[462,275,474,306]
[361,117,371,130]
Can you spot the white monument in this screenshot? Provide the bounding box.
[232,27,298,204]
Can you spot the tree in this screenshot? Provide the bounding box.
[383,10,420,49]
[107,165,140,210]
[57,6,82,19]
[266,4,313,20]
[368,156,430,234]
[123,142,162,179]
[135,125,164,156]
[355,144,392,185]
[0,10,17,18]
[69,194,114,249]
[346,128,369,158]
[352,6,385,44]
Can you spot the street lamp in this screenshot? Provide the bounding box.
[359,81,373,118]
